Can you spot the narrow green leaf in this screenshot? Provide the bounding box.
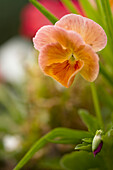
[29,0,58,24]
[100,0,113,36]
[75,143,92,151]
[82,138,92,143]
[95,0,106,27]
[79,0,99,21]
[14,128,92,170]
[79,109,100,134]
[46,138,78,144]
[46,130,92,144]
[93,1,113,67]
[100,0,113,54]
[61,0,78,13]
[46,128,92,140]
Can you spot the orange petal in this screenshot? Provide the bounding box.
[33,25,84,51]
[39,43,72,70]
[43,60,84,88]
[76,45,99,82]
[55,14,107,52]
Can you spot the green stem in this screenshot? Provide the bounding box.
[90,82,104,130]
[29,0,58,24]
[61,0,78,13]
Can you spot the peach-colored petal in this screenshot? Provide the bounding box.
[76,45,99,82]
[33,25,84,51]
[55,14,107,52]
[43,60,84,88]
[33,25,56,51]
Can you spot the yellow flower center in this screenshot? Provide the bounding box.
[70,54,75,61]
[69,54,78,65]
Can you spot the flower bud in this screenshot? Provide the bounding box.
[92,130,103,157]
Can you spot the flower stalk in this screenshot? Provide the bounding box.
[90,82,104,130]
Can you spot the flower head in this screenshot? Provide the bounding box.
[33,14,107,87]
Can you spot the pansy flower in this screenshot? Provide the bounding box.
[33,14,107,87]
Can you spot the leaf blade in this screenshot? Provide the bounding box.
[61,0,78,13]
[14,128,92,170]
[79,109,100,134]
[29,0,58,24]
[61,151,106,170]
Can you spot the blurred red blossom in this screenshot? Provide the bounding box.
[20,0,84,38]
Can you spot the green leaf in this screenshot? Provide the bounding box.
[61,0,78,13]
[79,109,100,134]
[75,143,92,151]
[82,138,92,143]
[99,0,113,57]
[99,129,113,170]
[100,0,113,39]
[61,151,106,170]
[38,157,62,170]
[75,138,92,152]
[79,0,99,22]
[14,128,92,170]
[29,0,58,24]
[95,0,106,28]
[46,138,79,144]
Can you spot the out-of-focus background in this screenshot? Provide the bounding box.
[0,0,112,169]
